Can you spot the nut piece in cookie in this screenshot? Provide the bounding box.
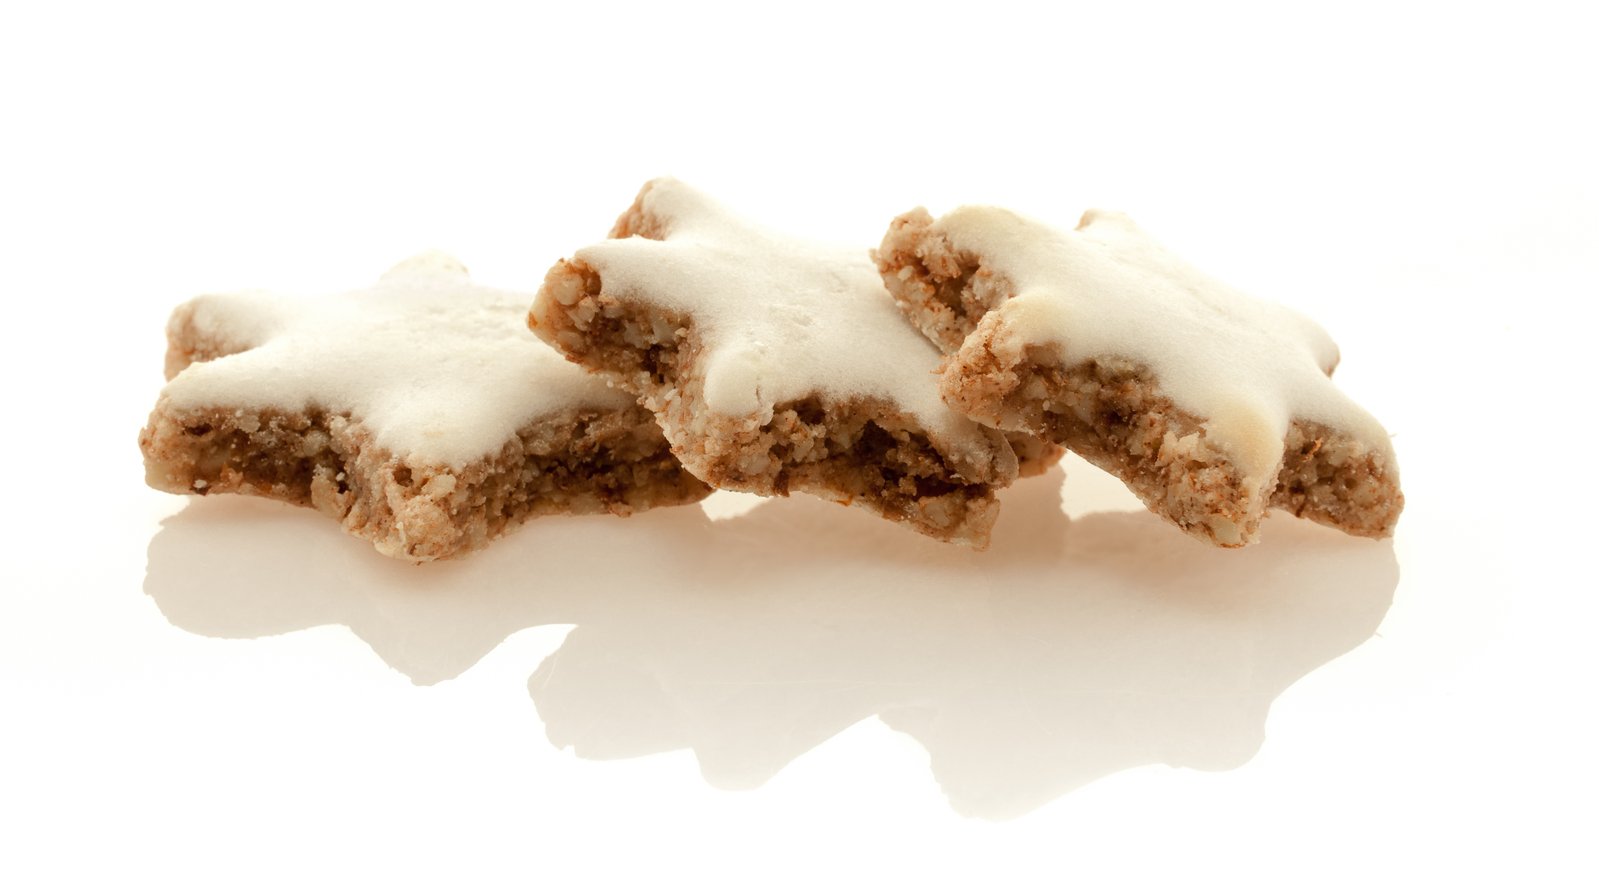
[140,253,710,562]
[875,206,1402,547]
[530,179,1024,548]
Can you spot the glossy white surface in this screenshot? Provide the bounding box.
[2,2,1594,869]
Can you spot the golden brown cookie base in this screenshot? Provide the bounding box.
[140,402,710,562]
[877,209,1403,546]
[532,258,1010,548]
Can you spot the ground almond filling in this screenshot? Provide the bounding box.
[874,208,1009,355]
[140,402,707,561]
[1273,420,1402,537]
[946,328,1402,544]
[753,398,999,544]
[944,344,1265,544]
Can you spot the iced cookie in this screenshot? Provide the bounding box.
[530,179,1045,548]
[875,206,1402,547]
[140,253,710,562]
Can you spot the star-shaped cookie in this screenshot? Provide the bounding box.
[530,179,1052,548]
[875,206,1403,547]
[140,252,710,562]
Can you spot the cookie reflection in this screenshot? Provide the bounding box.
[527,469,1397,818]
[144,466,1397,819]
[144,496,713,685]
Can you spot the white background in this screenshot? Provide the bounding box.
[2,1,1595,870]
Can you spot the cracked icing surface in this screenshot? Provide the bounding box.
[160,252,635,467]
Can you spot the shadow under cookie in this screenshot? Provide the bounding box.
[145,466,1397,819]
[143,496,716,685]
[528,470,1398,818]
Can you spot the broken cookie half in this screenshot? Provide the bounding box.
[140,252,710,562]
[530,179,1052,548]
[875,206,1402,547]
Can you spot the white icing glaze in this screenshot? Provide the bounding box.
[162,253,634,467]
[936,206,1396,487]
[574,179,997,464]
